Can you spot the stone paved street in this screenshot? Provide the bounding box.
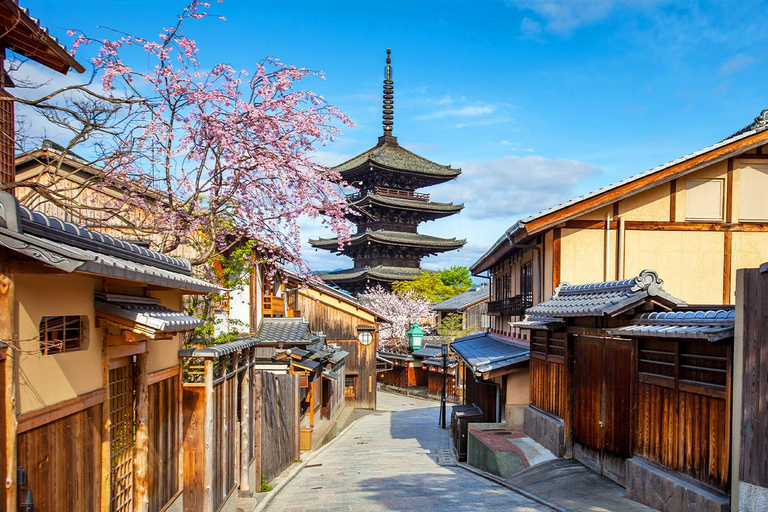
[264,391,551,512]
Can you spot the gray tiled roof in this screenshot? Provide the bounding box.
[310,230,465,251]
[422,356,457,368]
[95,293,203,332]
[451,332,529,375]
[253,318,314,344]
[377,350,415,361]
[510,316,565,330]
[607,309,735,342]
[411,344,443,358]
[525,270,685,318]
[433,284,490,312]
[472,112,768,274]
[0,192,221,294]
[350,193,463,214]
[318,265,424,284]
[179,337,262,358]
[333,140,461,178]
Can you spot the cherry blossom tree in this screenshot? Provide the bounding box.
[358,285,435,353]
[7,0,353,278]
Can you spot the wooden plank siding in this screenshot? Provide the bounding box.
[259,372,298,482]
[530,330,566,418]
[147,374,180,512]
[635,337,731,491]
[17,403,102,511]
[740,267,768,488]
[211,369,238,508]
[297,293,377,409]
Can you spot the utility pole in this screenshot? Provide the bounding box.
[440,343,448,429]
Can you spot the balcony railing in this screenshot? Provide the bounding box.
[347,186,430,202]
[487,294,533,317]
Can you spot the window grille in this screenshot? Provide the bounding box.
[39,315,84,355]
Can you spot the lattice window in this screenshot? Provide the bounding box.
[344,374,357,398]
[521,262,533,305]
[109,363,136,512]
[39,315,84,355]
[0,87,14,186]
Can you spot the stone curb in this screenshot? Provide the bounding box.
[250,412,376,512]
[457,462,568,512]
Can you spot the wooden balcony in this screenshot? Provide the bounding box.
[347,186,430,202]
[262,294,301,318]
[487,294,533,317]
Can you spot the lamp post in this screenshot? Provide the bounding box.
[440,343,448,429]
[406,323,425,351]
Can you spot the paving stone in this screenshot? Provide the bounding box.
[264,391,549,512]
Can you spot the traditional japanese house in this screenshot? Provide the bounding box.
[433,283,490,335]
[421,355,459,401]
[377,351,418,389]
[513,270,738,511]
[451,332,530,425]
[0,190,221,511]
[244,267,385,409]
[309,49,465,294]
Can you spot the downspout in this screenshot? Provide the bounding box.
[492,379,502,423]
[505,233,543,305]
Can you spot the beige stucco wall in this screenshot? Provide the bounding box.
[15,273,102,413]
[618,182,671,221]
[731,232,768,303]
[543,230,554,300]
[623,230,724,304]
[147,290,184,374]
[505,368,530,405]
[560,228,617,286]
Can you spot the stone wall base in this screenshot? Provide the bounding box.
[505,404,525,428]
[625,457,730,512]
[740,481,768,512]
[523,406,564,457]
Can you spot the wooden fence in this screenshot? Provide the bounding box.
[181,344,300,511]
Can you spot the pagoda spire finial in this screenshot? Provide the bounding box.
[382,48,395,137]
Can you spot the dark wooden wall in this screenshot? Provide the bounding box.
[0,356,4,512]
[530,330,566,418]
[740,267,768,489]
[211,371,238,508]
[182,387,205,512]
[17,404,102,511]
[428,371,456,399]
[636,337,731,491]
[260,373,297,482]
[147,374,180,511]
[464,366,499,423]
[298,294,377,409]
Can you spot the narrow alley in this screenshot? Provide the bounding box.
[264,391,550,512]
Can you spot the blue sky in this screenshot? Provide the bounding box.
[21,0,768,271]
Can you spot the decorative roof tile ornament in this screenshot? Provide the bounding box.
[382,48,395,136]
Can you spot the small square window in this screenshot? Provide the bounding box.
[39,316,85,355]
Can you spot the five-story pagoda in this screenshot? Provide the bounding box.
[310,49,465,294]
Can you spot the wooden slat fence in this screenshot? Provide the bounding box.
[17,404,102,511]
[147,374,180,512]
[260,372,298,482]
[530,330,566,418]
[740,267,768,489]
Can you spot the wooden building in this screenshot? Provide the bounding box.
[309,49,465,294]
[0,190,221,511]
[451,333,530,425]
[513,270,738,511]
[433,284,490,335]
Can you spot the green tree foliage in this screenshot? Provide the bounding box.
[392,266,473,302]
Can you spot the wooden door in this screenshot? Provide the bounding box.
[109,362,136,512]
[573,335,633,486]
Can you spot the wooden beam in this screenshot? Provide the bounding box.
[203,359,214,511]
[670,180,677,222]
[240,354,251,493]
[522,129,768,238]
[552,228,561,291]
[100,340,111,512]
[17,389,104,434]
[1,252,16,512]
[106,341,146,361]
[147,365,181,386]
[133,352,149,510]
[726,158,734,224]
[563,219,768,232]
[724,231,733,304]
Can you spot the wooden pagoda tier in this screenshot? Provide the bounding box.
[346,189,463,225]
[333,136,461,190]
[316,265,425,295]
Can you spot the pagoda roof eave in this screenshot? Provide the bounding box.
[349,194,464,214]
[318,265,425,284]
[332,141,461,181]
[309,230,467,252]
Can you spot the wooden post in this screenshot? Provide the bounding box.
[100,340,111,510]
[239,353,250,493]
[253,371,262,492]
[133,351,149,511]
[1,253,16,512]
[203,359,214,511]
[294,375,300,461]
[308,379,315,428]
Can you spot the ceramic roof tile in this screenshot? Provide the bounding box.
[411,344,443,358]
[525,270,685,318]
[350,193,463,213]
[310,230,465,251]
[95,293,203,332]
[607,309,735,342]
[318,265,425,283]
[253,318,313,344]
[451,332,529,374]
[333,141,460,177]
[433,284,490,311]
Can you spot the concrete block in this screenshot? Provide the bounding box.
[740,481,768,512]
[522,406,564,457]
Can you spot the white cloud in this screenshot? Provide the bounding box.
[416,104,496,121]
[435,155,601,220]
[512,0,615,36]
[718,53,758,76]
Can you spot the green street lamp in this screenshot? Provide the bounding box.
[406,323,426,351]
